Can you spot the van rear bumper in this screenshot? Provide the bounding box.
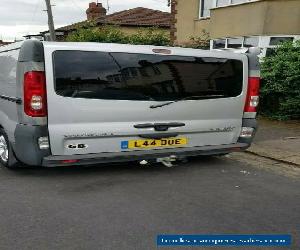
[42,143,249,167]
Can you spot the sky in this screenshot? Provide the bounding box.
[0,0,170,41]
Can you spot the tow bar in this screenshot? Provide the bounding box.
[139,155,182,167]
[157,155,177,167]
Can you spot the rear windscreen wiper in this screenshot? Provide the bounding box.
[149,95,226,109]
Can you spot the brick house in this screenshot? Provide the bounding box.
[36,2,171,41]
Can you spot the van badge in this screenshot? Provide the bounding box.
[210,126,235,133]
[64,133,114,138]
[67,143,88,149]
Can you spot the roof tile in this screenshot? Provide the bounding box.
[57,7,171,31]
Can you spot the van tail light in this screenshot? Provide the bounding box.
[24,71,47,117]
[244,77,260,113]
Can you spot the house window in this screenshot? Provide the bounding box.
[231,0,249,4]
[200,0,255,18]
[199,0,215,17]
[269,37,294,46]
[216,0,230,7]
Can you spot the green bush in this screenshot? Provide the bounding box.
[66,25,128,43]
[260,40,300,120]
[189,29,210,49]
[128,28,170,46]
[66,25,170,46]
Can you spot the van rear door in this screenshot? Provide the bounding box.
[43,43,248,156]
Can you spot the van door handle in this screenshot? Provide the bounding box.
[134,123,155,129]
[139,133,179,139]
[134,122,185,131]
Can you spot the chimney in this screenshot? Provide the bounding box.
[86,2,106,21]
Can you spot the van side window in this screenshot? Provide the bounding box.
[53,51,243,101]
[0,49,19,96]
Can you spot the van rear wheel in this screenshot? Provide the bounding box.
[0,129,19,169]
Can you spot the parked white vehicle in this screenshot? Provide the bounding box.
[0,40,260,168]
[210,35,300,58]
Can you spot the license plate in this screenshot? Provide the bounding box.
[121,137,188,150]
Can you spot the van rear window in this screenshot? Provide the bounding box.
[53,51,243,101]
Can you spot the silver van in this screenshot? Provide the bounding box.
[0,40,260,168]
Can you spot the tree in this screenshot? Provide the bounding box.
[260,40,300,120]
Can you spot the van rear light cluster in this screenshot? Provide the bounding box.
[244,77,260,113]
[24,71,47,117]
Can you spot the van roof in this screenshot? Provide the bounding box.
[1,40,248,62]
[42,41,247,60]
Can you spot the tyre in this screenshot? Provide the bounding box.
[0,128,19,169]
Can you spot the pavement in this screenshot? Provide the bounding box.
[0,154,300,250]
[247,118,300,166]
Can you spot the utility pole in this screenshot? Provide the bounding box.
[45,0,56,41]
[107,0,110,12]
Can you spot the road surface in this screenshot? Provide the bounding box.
[0,153,299,250]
